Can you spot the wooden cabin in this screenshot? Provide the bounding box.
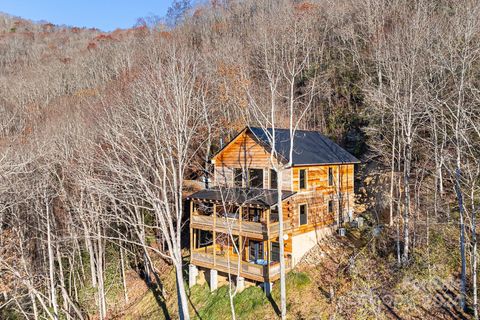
[187,126,359,291]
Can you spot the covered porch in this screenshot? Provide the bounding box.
[188,187,295,283]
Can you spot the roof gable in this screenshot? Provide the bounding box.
[212,126,360,166]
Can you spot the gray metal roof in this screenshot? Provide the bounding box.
[187,187,295,207]
[248,127,360,165]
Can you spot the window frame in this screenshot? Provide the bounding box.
[299,203,308,226]
[248,168,264,188]
[271,241,280,262]
[328,199,334,214]
[249,240,264,261]
[233,168,243,187]
[269,169,278,189]
[328,167,334,186]
[299,169,307,190]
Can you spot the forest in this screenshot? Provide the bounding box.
[0,0,479,319]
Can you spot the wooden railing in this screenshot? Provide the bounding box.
[191,214,290,236]
[191,248,292,281]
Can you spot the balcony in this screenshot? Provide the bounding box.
[190,214,291,239]
[191,245,292,282]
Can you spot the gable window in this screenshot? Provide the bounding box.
[233,168,243,187]
[270,169,278,189]
[328,167,334,186]
[299,169,307,189]
[248,168,264,188]
[328,199,334,214]
[299,204,308,225]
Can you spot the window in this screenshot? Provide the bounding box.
[248,168,264,188]
[233,168,243,187]
[328,167,334,186]
[249,240,264,261]
[271,242,280,262]
[270,169,278,189]
[328,200,334,214]
[248,207,262,222]
[299,204,308,225]
[299,169,307,189]
[270,208,279,223]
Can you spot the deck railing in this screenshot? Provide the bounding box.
[191,214,290,236]
[191,247,292,280]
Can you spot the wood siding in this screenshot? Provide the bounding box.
[287,164,355,236]
[213,131,291,190]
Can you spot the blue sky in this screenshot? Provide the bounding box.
[0,0,174,31]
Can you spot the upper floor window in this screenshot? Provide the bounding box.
[233,168,243,187]
[270,169,277,189]
[299,169,307,189]
[299,203,308,225]
[248,168,264,188]
[328,167,334,186]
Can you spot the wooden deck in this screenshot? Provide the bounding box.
[191,247,292,282]
[190,214,291,240]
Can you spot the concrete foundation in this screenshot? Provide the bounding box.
[236,276,245,292]
[209,269,218,292]
[189,264,198,288]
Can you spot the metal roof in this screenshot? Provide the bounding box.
[248,127,360,165]
[187,187,295,207]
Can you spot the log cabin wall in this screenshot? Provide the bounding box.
[213,131,292,190]
[286,164,355,235]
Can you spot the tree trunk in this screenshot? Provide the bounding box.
[455,168,467,312]
[402,140,411,265]
[471,186,478,320]
[175,260,190,320]
[45,195,59,320]
[277,169,287,319]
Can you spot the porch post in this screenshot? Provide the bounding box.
[266,207,271,281]
[239,206,243,278]
[213,202,217,267]
[190,200,194,254]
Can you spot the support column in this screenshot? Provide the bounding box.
[263,281,273,296]
[209,269,218,292]
[189,264,198,288]
[236,276,245,292]
[213,203,217,267]
[239,206,243,278]
[266,207,271,281]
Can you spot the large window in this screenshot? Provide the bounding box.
[299,169,307,189]
[233,168,243,187]
[299,204,308,225]
[248,168,264,188]
[328,167,334,186]
[249,240,264,261]
[270,169,277,189]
